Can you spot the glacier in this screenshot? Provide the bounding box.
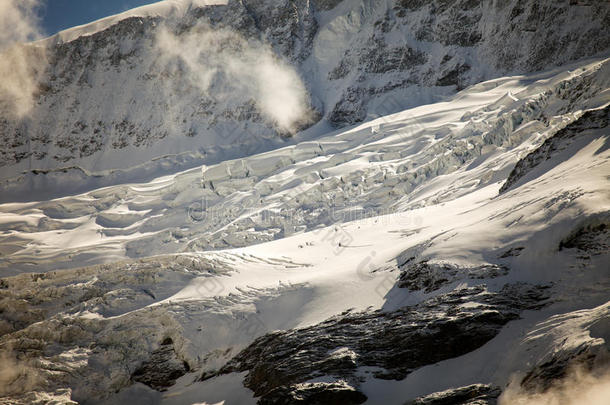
[0,0,609,404]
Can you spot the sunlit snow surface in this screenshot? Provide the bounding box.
[42,0,229,44]
[0,56,609,403]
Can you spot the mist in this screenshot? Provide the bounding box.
[0,0,46,118]
[0,346,40,396]
[155,22,314,135]
[499,365,610,405]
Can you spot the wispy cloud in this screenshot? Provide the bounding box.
[155,22,314,135]
[500,364,610,405]
[0,0,46,117]
[0,345,40,396]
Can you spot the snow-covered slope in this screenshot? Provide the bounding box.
[45,0,228,44]
[1,0,609,201]
[1,1,609,404]
[1,56,608,274]
[1,53,609,403]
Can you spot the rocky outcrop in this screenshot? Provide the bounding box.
[503,302,610,400]
[216,284,548,402]
[258,381,367,405]
[131,338,190,391]
[559,214,609,255]
[519,346,608,394]
[500,105,610,193]
[397,260,508,292]
[405,384,501,405]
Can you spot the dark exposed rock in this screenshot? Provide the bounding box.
[312,0,343,11]
[328,55,352,80]
[394,0,483,46]
[218,284,548,399]
[559,215,609,255]
[521,349,593,393]
[361,44,427,74]
[239,0,319,63]
[498,247,524,258]
[131,338,190,391]
[520,343,610,394]
[405,383,501,405]
[436,64,471,89]
[512,303,610,397]
[258,381,367,405]
[500,105,610,193]
[398,260,508,293]
[328,87,368,127]
[328,0,610,126]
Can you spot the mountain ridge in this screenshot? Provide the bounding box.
[1,0,609,197]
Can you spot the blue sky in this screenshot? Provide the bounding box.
[39,0,161,35]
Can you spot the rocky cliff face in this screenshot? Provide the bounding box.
[1,0,608,193]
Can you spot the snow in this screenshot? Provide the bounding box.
[4,0,606,207]
[4,56,607,273]
[41,0,229,45]
[102,373,254,405]
[0,50,609,403]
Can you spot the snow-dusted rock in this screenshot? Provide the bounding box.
[406,384,501,405]
[216,284,548,402]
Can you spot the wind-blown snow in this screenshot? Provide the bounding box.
[0,0,46,117]
[155,22,314,134]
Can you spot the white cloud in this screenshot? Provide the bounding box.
[0,0,41,48]
[0,346,40,396]
[155,22,314,135]
[500,364,610,405]
[0,0,46,118]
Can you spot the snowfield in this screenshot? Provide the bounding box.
[0,1,609,404]
[1,56,608,404]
